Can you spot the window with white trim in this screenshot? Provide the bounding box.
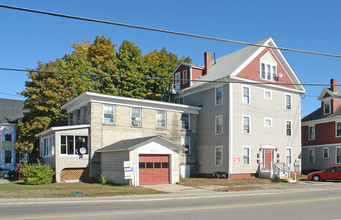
[156,110,166,128]
[215,115,223,135]
[337,147,341,164]
[264,90,272,99]
[103,104,114,123]
[308,126,315,140]
[215,146,223,166]
[285,148,292,164]
[242,146,250,166]
[323,147,329,159]
[182,70,187,84]
[4,150,12,164]
[261,62,277,82]
[242,86,250,104]
[215,87,223,105]
[308,148,315,164]
[285,94,292,110]
[242,116,250,134]
[60,135,88,155]
[286,120,292,136]
[324,100,331,115]
[264,118,272,127]
[174,72,180,90]
[181,113,190,130]
[181,136,191,155]
[337,122,341,137]
[131,107,142,127]
[40,136,55,157]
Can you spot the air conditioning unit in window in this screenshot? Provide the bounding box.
[294,159,301,167]
[132,120,140,126]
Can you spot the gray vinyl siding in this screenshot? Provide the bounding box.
[302,146,341,172]
[232,83,301,174]
[180,84,230,174]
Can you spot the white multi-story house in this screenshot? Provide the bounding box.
[171,38,306,179]
[0,98,26,170]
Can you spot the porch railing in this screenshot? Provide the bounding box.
[259,162,296,182]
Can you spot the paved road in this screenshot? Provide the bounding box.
[1,182,341,220]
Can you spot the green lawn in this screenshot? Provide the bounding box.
[0,181,161,198]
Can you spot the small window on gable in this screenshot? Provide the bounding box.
[260,61,277,82]
[324,100,331,115]
[182,70,187,84]
[215,87,223,105]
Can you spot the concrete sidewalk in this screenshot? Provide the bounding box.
[142,184,215,194]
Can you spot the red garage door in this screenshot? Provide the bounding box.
[139,154,170,185]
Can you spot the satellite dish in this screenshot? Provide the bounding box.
[79,147,87,155]
[278,73,283,78]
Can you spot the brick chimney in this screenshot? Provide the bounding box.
[331,78,338,93]
[204,52,211,75]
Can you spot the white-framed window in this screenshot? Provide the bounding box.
[215,115,223,135]
[131,107,142,127]
[4,131,12,142]
[285,94,292,110]
[181,113,190,130]
[264,90,272,99]
[323,147,329,159]
[103,104,114,123]
[286,120,292,136]
[264,117,272,127]
[215,146,223,166]
[182,70,188,84]
[285,147,292,164]
[242,115,251,134]
[40,136,55,157]
[174,72,180,90]
[324,100,331,115]
[1,126,14,142]
[60,135,88,155]
[181,136,191,155]
[215,86,223,105]
[336,122,341,137]
[308,125,315,140]
[156,110,166,128]
[260,62,277,82]
[242,146,250,166]
[308,148,315,164]
[242,86,250,104]
[336,147,341,164]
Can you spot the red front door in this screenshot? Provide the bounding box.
[263,149,274,170]
[139,154,170,185]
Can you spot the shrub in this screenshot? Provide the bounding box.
[21,161,54,185]
[98,174,107,185]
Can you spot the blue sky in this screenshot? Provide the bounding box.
[0,0,340,117]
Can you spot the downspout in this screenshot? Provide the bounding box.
[227,77,233,179]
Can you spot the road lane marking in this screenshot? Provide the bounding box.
[0,192,278,205]
[3,196,341,220]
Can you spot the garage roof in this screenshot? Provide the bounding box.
[97,136,187,153]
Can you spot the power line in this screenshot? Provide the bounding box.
[1,4,341,59]
[0,67,337,87]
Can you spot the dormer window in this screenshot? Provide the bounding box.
[182,70,188,84]
[324,100,331,115]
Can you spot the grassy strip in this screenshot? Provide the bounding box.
[0,181,161,198]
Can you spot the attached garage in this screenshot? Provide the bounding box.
[97,136,186,186]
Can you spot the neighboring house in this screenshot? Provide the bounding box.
[301,79,341,173]
[0,98,26,170]
[171,37,306,179]
[36,92,200,184]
